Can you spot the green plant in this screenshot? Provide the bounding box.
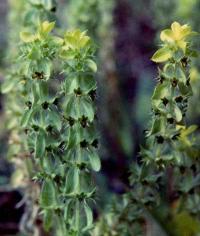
[19,21,100,235]
[129,21,200,234]
[2,1,58,235]
[93,22,200,236]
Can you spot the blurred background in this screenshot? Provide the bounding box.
[0,0,200,235]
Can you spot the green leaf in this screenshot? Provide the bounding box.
[151,82,169,109]
[42,157,54,174]
[80,97,95,122]
[64,167,79,193]
[24,9,36,26]
[1,78,18,94]
[64,76,78,95]
[152,83,168,101]
[35,129,46,158]
[39,81,49,102]
[43,210,53,231]
[88,148,101,172]
[86,59,97,72]
[151,47,172,63]
[173,49,184,61]
[47,109,62,131]
[55,215,67,236]
[174,105,182,122]
[37,60,51,80]
[78,74,96,94]
[21,109,33,127]
[148,118,162,136]
[83,202,93,232]
[67,124,82,148]
[59,49,75,59]
[73,167,80,190]
[64,95,79,119]
[20,31,37,43]
[163,64,175,78]
[31,83,40,105]
[28,46,41,60]
[64,199,73,221]
[178,82,193,96]
[64,168,74,193]
[180,125,198,137]
[39,21,55,35]
[40,179,58,208]
[175,67,186,83]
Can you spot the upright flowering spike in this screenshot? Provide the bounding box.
[20,22,100,235]
[60,29,100,235]
[127,22,200,234]
[152,21,197,62]
[3,1,58,235]
[20,21,63,233]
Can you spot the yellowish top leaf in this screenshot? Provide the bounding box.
[176,125,198,146]
[63,29,90,50]
[20,21,55,43]
[180,125,198,137]
[160,21,195,52]
[20,31,38,43]
[40,21,55,35]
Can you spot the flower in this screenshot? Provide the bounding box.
[160,21,194,52]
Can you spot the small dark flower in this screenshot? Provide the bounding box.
[171,78,178,87]
[42,101,49,109]
[88,89,96,101]
[80,140,88,148]
[74,87,82,96]
[79,116,88,128]
[26,101,32,109]
[175,96,183,103]
[179,166,186,174]
[91,139,98,148]
[181,57,188,67]
[156,135,164,144]
[167,117,174,124]
[161,97,169,106]
[67,117,75,126]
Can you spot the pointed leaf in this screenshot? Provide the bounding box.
[86,59,97,72]
[35,129,46,158]
[43,210,53,231]
[174,105,182,122]
[40,179,57,208]
[83,202,93,232]
[151,47,172,63]
[21,109,33,127]
[88,148,101,172]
